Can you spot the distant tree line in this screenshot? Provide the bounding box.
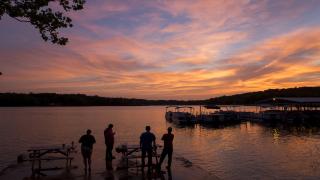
[205,87,320,105]
[0,93,202,106]
[0,87,319,106]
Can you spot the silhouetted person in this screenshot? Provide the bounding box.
[159,127,174,169]
[79,129,96,175]
[140,126,156,170]
[104,123,115,170]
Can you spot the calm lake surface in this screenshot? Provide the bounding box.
[1,106,320,179]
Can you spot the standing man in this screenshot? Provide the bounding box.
[158,127,174,170]
[79,129,96,174]
[140,126,156,170]
[104,123,115,169]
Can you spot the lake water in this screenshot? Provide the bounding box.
[1,106,320,179]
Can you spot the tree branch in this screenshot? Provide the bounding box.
[12,16,30,23]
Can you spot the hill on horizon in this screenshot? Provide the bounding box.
[0,86,320,106]
[205,86,320,105]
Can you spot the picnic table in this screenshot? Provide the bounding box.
[27,142,76,177]
[116,144,162,171]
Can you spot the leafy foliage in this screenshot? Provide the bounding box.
[0,0,85,45]
[206,87,320,105]
[0,93,202,106]
[0,87,320,106]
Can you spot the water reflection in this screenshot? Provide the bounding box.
[168,118,320,139]
[168,120,320,179]
[272,128,280,143]
[261,123,320,138]
[1,107,320,179]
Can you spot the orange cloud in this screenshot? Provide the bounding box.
[1,1,320,99]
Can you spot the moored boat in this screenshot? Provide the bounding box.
[165,106,196,124]
[198,105,240,124]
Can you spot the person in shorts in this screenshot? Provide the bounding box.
[140,126,156,171]
[79,129,96,174]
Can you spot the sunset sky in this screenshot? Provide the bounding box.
[1,0,320,100]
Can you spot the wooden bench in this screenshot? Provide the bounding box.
[27,143,76,177]
[116,144,162,173]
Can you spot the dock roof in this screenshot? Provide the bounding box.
[257,97,320,105]
[278,97,320,103]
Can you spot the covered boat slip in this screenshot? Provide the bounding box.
[165,105,257,124]
[256,97,320,124]
[164,97,320,125]
[257,97,320,110]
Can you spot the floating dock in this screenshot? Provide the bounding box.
[0,144,219,180]
[166,97,320,125]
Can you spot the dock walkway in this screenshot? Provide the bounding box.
[0,151,219,180]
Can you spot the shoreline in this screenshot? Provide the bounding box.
[0,155,220,180]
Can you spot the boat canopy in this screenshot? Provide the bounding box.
[165,106,194,109]
[176,106,193,109]
[203,105,221,109]
[257,97,320,106]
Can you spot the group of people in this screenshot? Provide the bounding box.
[78,124,174,174]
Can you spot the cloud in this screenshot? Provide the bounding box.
[220,27,320,91]
[1,1,320,99]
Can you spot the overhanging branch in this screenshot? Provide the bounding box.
[12,16,30,23]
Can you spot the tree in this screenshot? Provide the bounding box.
[0,0,85,45]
